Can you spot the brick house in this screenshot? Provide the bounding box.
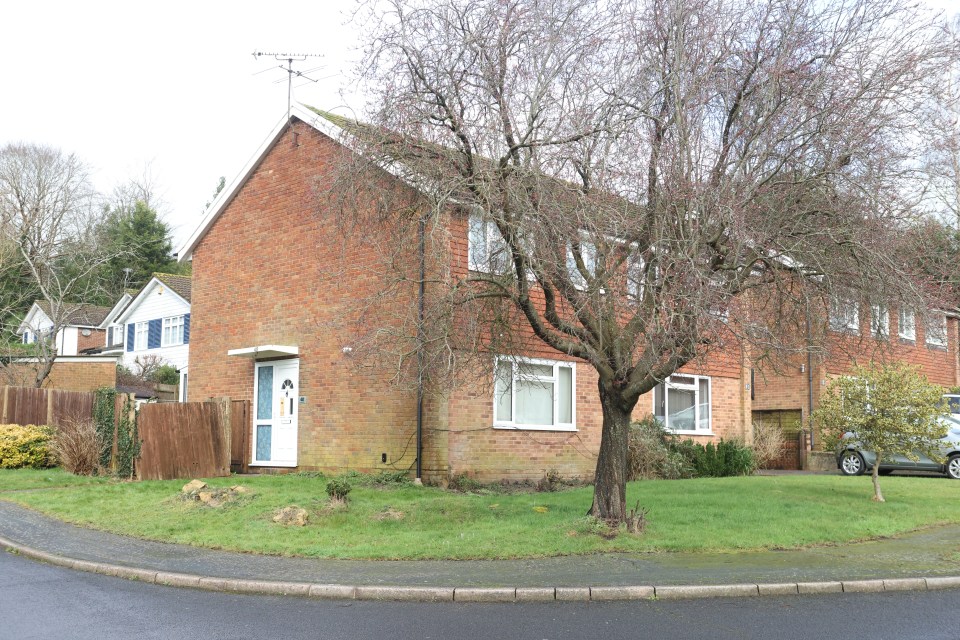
[752,297,960,457]
[177,106,751,482]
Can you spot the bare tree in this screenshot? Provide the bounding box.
[925,14,960,227]
[335,0,958,522]
[0,143,121,387]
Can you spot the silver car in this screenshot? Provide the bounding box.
[836,415,960,479]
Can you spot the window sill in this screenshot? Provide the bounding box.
[926,343,948,351]
[249,461,297,468]
[667,430,714,436]
[898,337,916,345]
[829,327,860,336]
[494,424,577,433]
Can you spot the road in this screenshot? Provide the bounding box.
[3,552,960,640]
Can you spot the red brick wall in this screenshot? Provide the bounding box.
[753,307,960,434]
[76,328,106,353]
[189,118,749,483]
[5,359,117,392]
[189,121,426,475]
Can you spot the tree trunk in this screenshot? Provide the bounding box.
[589,381,635,523]
[871,462,885,503]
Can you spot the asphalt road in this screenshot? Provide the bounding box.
[4,552,960,640]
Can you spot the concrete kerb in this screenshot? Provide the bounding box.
[2,534,959,602]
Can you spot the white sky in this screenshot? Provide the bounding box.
[0,1,361,249]
[1,0,957,251]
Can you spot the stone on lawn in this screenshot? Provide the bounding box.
[274,506,309,527]
[182,479,207,493]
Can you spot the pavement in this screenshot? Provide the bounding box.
[1,500,959,602]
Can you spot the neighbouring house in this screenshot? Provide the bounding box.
[178,106,751,482]
[752,297,960,462]
[17,301,112,355]
[98,291,134,355]
[113,273,191,401]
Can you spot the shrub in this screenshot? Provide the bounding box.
[627,416,692,480]
[751,420,785,470]
[447,473,486,493]
[326,477,352,502]
[0,424,55,469]
[51,417,103,476]
[670,438,756,477]
[151,364,180,385]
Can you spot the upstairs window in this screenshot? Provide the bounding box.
[493,357,575,431]
[829,298,859,334]
[134,321,149,351]
[871,304,889,339]
[468,214,510,274]
[898,308,916,341]
[162,315,185,347]
[926,313,947,348]
[566,241,597,290]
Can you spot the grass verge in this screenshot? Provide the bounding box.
[0,468,111,492]
[2,473,959,559]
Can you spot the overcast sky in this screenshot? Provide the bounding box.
[1,0,956,251]
[0,1,361,249]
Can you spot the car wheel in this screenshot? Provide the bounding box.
[947,455,960,480]
[840,450,866,476]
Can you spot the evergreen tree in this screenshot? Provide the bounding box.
[97,200,184,300]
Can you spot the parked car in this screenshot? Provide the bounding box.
[836,415,960,479]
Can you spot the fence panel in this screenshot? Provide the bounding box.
[230,400,250,473]
[51,390,96,426]
[6,387,49,426]
[137,402,231,481]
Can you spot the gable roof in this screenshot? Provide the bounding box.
[30,301,112,328]
[115,273,192,325]
[97,293,134,329]
[177,105,355,262]
[154,273,191,303]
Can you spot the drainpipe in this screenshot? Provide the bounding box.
[415,213,425,484]
[806,311,815,451]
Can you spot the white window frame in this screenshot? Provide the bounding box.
[134,321,149,351]
[653,374,713,435]
[870,304,889,339]
[493,356,576,432]
[898,308,916,341]
[925,313,947,348]
[22,331,32,344]
[566,239,597,290]
[468,213,510,274]
[829,298,859,334]
[162,315,185,347]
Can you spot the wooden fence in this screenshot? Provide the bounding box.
[137,398,249,481]
[229,400,250,474]
[0,384,251,481]
[0,386,95,426]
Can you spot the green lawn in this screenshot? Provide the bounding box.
[0,468,111,492]
[2,473,959,560]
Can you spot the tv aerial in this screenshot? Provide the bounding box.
[252,51,325,121]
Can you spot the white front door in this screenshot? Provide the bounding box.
[252,359,299,467]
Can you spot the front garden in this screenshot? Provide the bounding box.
[1,469,958,560]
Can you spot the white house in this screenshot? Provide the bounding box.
[114,273,191,375]
[17,302,112,356]
[97,291,133,353]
